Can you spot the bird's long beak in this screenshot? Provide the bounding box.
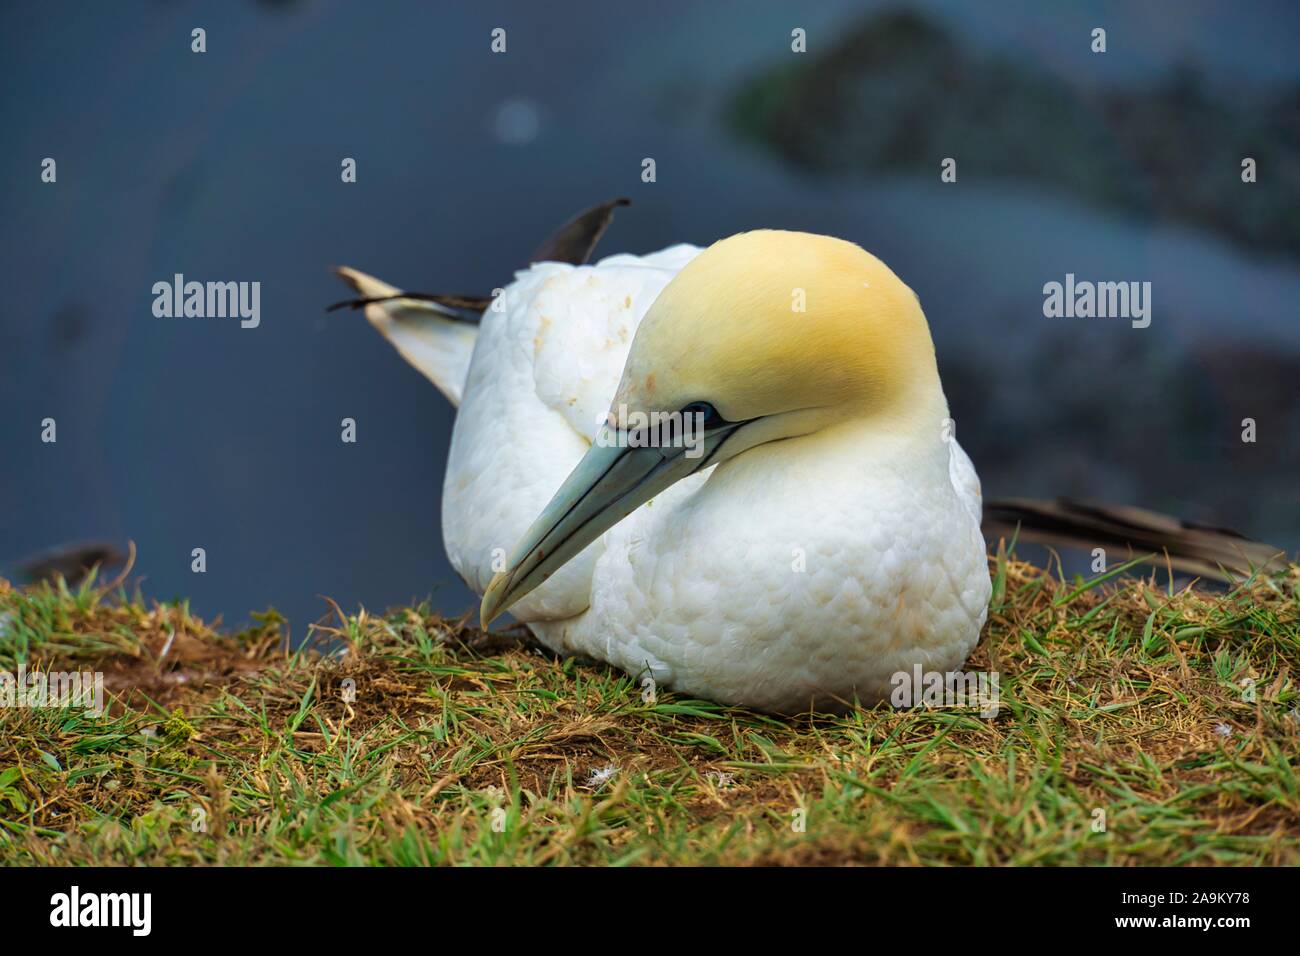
[480,419,743,627]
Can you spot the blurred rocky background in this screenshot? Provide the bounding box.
[3,0,1296,634]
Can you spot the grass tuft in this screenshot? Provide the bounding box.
[1,555,1298,865]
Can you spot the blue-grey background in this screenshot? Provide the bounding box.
[3,0,1297,638]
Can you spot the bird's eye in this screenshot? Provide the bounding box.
[680,401,723,428]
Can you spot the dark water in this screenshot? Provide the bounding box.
[3,0,1297,639]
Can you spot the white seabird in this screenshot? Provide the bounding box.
[336,222,993,713]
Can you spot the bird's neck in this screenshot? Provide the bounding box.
[720,382,955,494]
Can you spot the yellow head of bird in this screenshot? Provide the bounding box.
[612,229,943,442]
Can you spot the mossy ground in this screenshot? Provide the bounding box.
[1,549,1298,866]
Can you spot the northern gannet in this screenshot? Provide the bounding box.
[334,206,989,713]
[334,207,1286,709]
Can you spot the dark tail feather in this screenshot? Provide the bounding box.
[532,197,630,266]
[981,497,1289,581]
[326,197,631,317]
[326,290,489,321]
